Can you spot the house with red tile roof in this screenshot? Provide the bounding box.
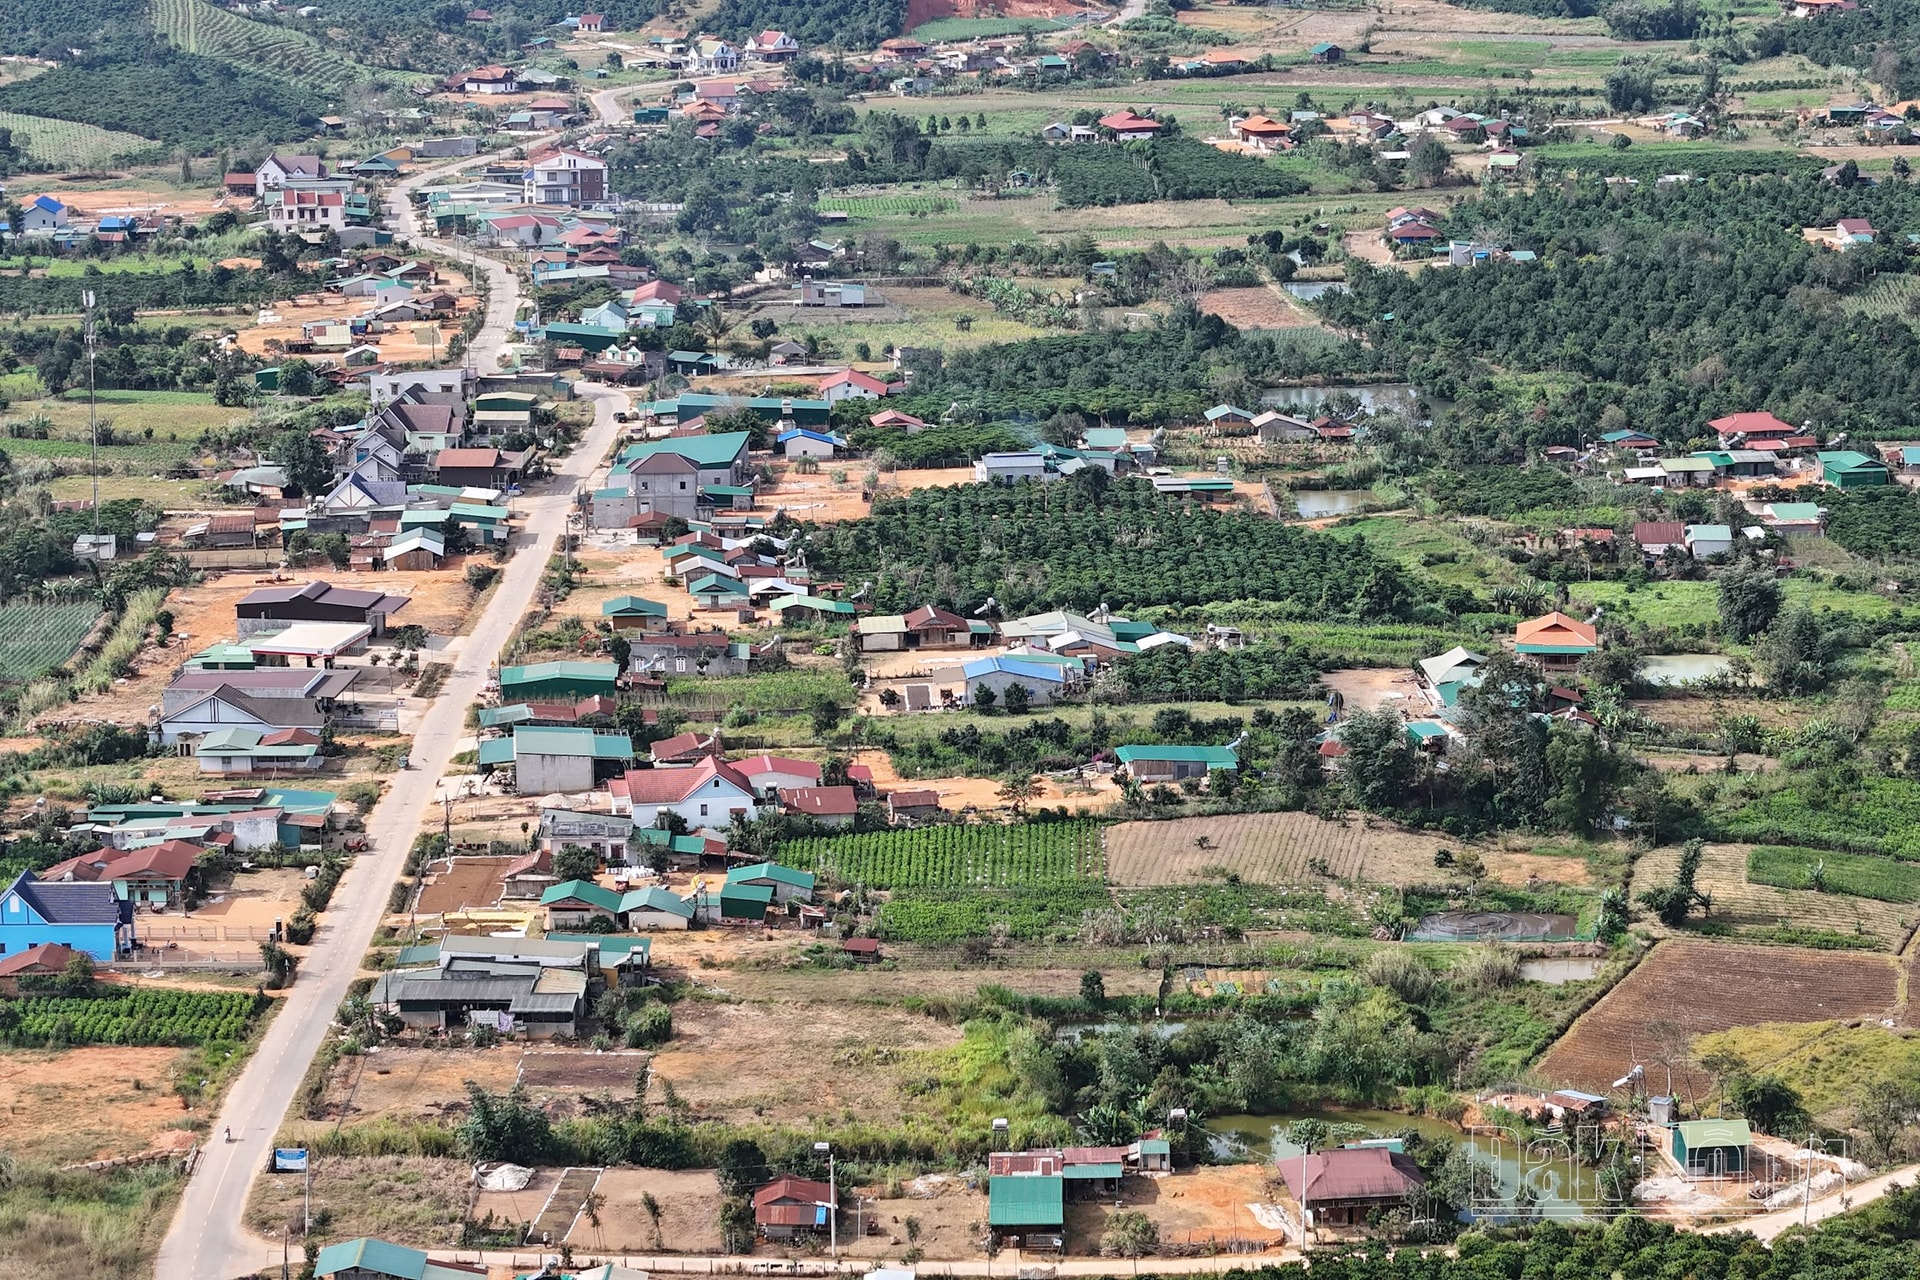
[1099,110,1163,141]
[607,756,758,829]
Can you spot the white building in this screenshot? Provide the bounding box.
[608,756,759,831]
[369,367,472,405]
[524,147,610,207]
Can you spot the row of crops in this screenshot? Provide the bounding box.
[0,987,265,1048]
[0,600,102,681]
[154,0,382,91]
[0,112,152,168]
[779,820,1105,889]
[817,195,957,218]
[876,884,1111,944]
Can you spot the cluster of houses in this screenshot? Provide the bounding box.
[0,785,339,964]
[0,194,174,245]
[1600,410,1897,513]
[226,366,548,560]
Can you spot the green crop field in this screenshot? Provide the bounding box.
[1748,845,1920,903]
[818,194,958,218]
[0,111,151,167]
[780,819,1105,889]
[152,0,394,90]
[0,987,265,1048]
[909,16,1073,41]
[876,883,1112,943]
[0,600,102,681]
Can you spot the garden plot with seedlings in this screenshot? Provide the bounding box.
[1535,941,1900,1100]
[645,1000,963,1127]
[1630,841,1914,950]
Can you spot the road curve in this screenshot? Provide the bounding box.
[154,164,629,1280]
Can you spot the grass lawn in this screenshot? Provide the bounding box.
[1748,844,1920,903]
[46,474,209,506]
[0,436,196,468]
[0,255,214,277]
[14,390,243,444]
[1568,576,1899,630]
[1323,516,1531,592]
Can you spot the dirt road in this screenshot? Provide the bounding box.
[1707,1162,1920,1241]
[154,159,631,1280]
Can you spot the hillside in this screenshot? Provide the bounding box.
[708,0,909,47]
[151,0,399,92]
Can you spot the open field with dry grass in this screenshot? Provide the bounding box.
[1629,842,1915,950]
[1105,811,1454,886]
[648,999,962,1126]
[247,1155,471,1247]
[1535,941,1900,1099]
[0,1046,198,1164]
[317,1045,523,1126]
[567,1167,725,1253]
[1200,285,1320,329]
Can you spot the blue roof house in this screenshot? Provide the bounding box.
[961,656,1069,707]
[1,870,136,962]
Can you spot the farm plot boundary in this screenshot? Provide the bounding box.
[1105,811,1450,886]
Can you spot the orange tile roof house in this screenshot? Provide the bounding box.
[1514,610,1599,673]
[1099,111,1163,140]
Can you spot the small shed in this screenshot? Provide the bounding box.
[1672,1119,1750,1176]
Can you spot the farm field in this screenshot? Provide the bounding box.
[779,819,1105,888]
[1747,845,1920,904]
[0,600,101,680]
[412,854,516,916]
[1691,1019,1920,1122]
[0,111,152,167]
[1630,841,1915,949]
[1534,941,1900,1100]
[0,987,265,1048]
[153,0,397,90]
[1105,811,1453,886]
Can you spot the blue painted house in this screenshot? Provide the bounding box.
[1,871,136,962]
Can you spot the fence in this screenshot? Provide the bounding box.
[135,923,272,942]
[181,548,283,570]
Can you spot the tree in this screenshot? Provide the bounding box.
[1003,682,1032,714]
[553,844,599,884]
[716,1136,767,1196]
[1545,725,1628,832]
[1755,604,1833,694]
[1080,970,1106,1008]
[269,429,333,498]
[809,694,846,736]
[1727,1072,1809,1137]
[1101,1210,1159,1259]
[58,952,95,994]
[1638,837,1710,926]
[1337,705,1415,810]
[1718,562,1782,642]
[456,1083,555,1162]
[1408,134,1451,188]
[972,683,998,711]
[997,773,1040,814]
[276,358,319,398]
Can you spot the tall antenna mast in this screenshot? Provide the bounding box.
[84,289,98,534]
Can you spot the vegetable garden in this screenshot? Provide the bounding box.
[0,987,265,1048]
[817,194,956,218]
[0,600,101,681]
[779,819,1105,888]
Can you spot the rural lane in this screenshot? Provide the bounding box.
[1706,1161,1920,1241]
[155,160,630,1280]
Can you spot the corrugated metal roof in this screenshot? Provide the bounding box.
[987,1175,1064,1226]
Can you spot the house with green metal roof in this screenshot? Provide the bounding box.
[687,574,749,608]
[603,595,669,630]
[545,932,654,981]
[195,726,323,775]
[315,1236,483,1280]
[726,861,815,903]
[1113,744,1238,783]
[1671,1118,1750,1175]
[617,431,752,471]
[1818,449,1891,488]
[536,321,627,353]
[479,725,632,794]
[499,660,619,702]
[768,593,856,622]
[716,880,775,921]
[539,878,625,928]
[987,1174,1064,1241]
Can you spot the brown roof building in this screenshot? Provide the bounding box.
[1275,1147,1425,1227]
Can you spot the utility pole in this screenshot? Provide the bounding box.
[84,289,98,533]
[814,1141,836,1259]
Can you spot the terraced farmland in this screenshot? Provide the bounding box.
[1632,841,1914,949]
[1105,812,1449,886]
[152,0,388,90]
[0,112,151,166]
[1535,941,1899,1100]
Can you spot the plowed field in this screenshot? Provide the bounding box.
[1535,941,1899,1101]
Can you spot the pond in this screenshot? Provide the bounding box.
[1259,382,1416,414]
[1517,956,1607,985]
[1283,281,1348,301]
[1293,489,1377,519]
[1410,910,1580,941]
[1205,1109,1614,1219]
[1640,653,1733,686]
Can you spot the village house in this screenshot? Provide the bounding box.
[1671,1118,1751,1176]
[1276,1145,1427,1228]
[0,871,135,963]
[780,785,858,828]
[818,369,894,403]
[1633,520,1688,559]
[1099,110,1162,141]
[194,726,325,775]
[607,756,759,830]
[237,581,410,638]
[746,29,801,60]
[1113,744,1239,784]
[38,840,202,910]
[731,754,822,795]
[1513,611,1599,675]
[480,727,635,795]
[887,789,944,824]
[754,1175,834,1240]
[727,861,816,903]
[314,1238,489,1280]
[535,808,633,866]
[499,660,620,703]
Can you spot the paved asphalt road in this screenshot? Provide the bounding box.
[154,149,628,1280]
